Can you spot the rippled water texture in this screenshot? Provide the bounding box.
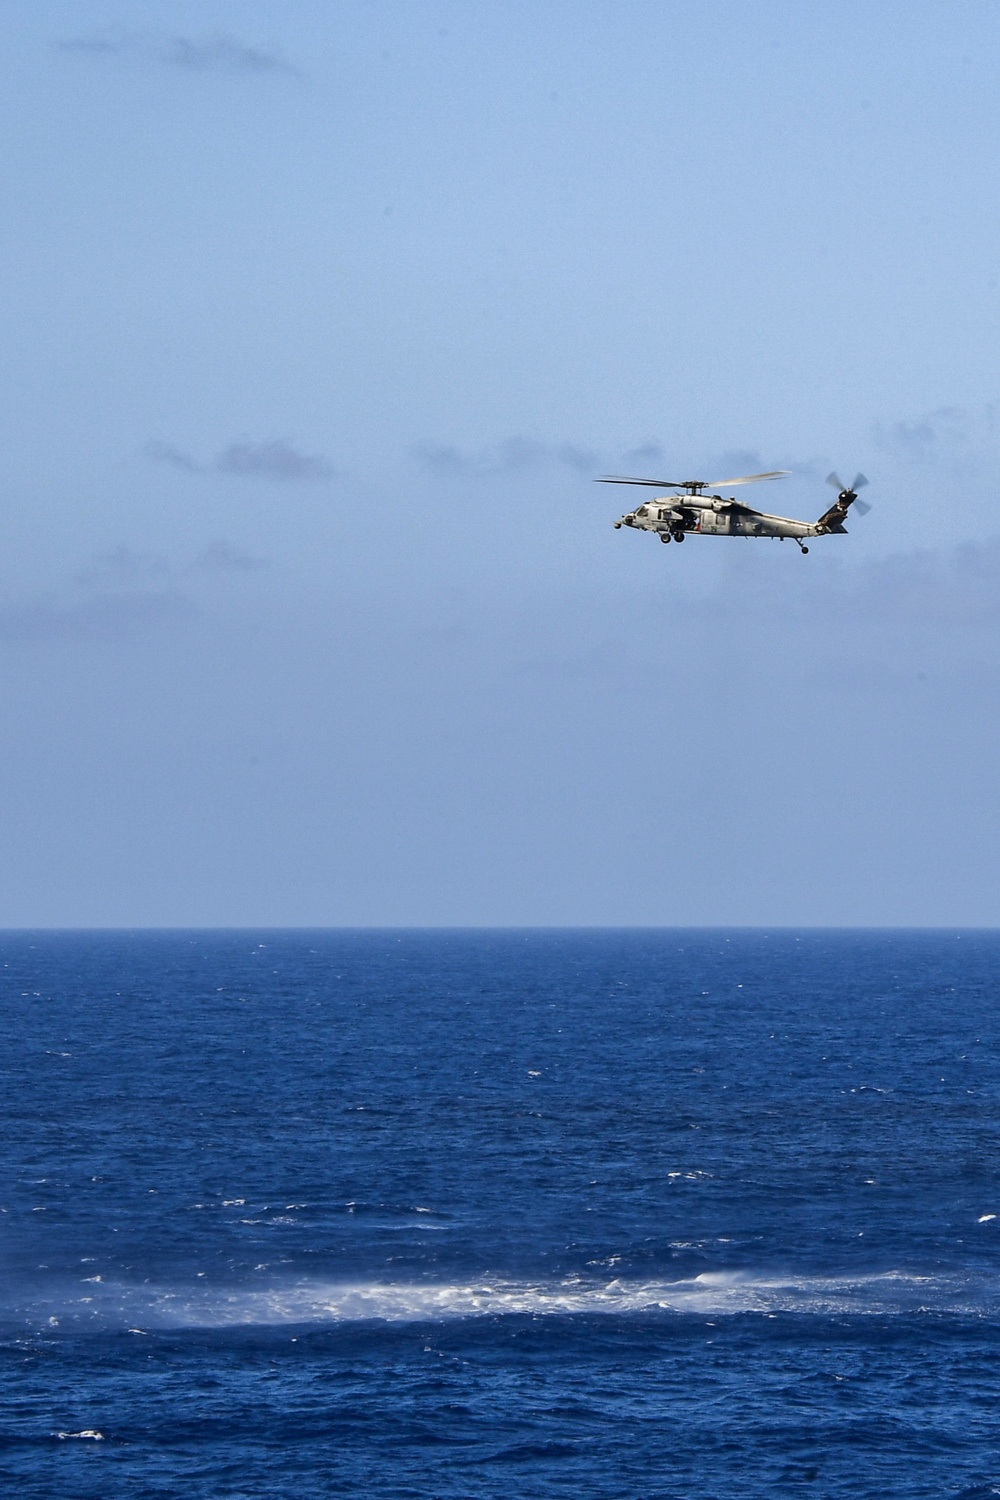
[2,929,1000,1497]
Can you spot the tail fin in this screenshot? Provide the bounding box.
[818,472,869,533]
[816,495,852,533]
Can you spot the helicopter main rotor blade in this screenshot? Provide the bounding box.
[597,476,691,489]
[708,469,791,487]
[598,469,791,490]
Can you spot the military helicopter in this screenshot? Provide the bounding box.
[600,469,870,553]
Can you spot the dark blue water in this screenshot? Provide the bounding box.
[2,930,1000,1497]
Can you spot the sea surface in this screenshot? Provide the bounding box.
[2,929,1000,1498]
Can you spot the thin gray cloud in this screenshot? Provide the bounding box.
[75,542,265,590]
[615,448,827,483]
[413,437,598,477]
[57,29,298,76]
[711,448,767,478]
[163,35,295,74]
[0,590,188,645]
[144,440,203,473]
[1,539,266,645]
[146,438,335,482]
[874,405,998,460]
[216,440,334,482]
[73,545,174,590]
[620,442,667,466]
[682,537,1000,632]
[850,540,1000,627]
[413,437,819,486]
[192,540,266,573]
[56,32,122,56]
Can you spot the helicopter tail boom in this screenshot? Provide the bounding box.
[816,510,849,534]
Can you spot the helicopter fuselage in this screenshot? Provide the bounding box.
[601,468,867,550]
[615,495,841,543]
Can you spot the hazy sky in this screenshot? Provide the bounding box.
[3,0,1000,925]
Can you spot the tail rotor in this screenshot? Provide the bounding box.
[826,471,871,513]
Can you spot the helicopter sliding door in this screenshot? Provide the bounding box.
[699,508,731,535]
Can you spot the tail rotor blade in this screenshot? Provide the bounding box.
[828,469,869,496]
[853,497,872,516]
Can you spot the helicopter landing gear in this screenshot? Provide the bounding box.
[796,540,809,554]
[659,532,671,543]
[672,529,685,543]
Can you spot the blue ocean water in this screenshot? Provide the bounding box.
[2,929,1000,1498]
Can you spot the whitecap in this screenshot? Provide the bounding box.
[13,1267,993,1331]
[116,1269,977,1328]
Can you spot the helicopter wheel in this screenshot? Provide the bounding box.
[659,532,671,543]
[801,545,809,554]
[672,530,685,543]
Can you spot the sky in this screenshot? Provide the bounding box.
[2,0,1000,925]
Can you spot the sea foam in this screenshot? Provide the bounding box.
[11,1269,983,1331]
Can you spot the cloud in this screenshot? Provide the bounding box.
[146,438,335,482]
[412,437,598,477]
[0,540,266,645]
[874,405,998,461]
[144,440,203,473]
[57,29,298,76]
[620,442,667,466]
[0,591,188,645]
[191,540,265,573]
[410,437,820,488]
[56,32,124,57]
[162,35,296,74]
[850,540,1000,627]
[74,542,265,590]
[617,447,827,484]
[73,545,174,590]
[216,440,334,482]
[710,448,768,479]
[680,536,1000,633]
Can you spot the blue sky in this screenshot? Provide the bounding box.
[2,0,1000,924]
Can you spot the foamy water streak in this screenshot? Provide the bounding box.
[25,1270,991,1330]
[158,1272,981,1325]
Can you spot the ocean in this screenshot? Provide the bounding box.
[1,928,999,1498]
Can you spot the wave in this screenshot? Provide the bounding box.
[11,1270,994,1331]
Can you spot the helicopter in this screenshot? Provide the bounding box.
[600,469,870,553]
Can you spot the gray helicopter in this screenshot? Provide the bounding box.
[600,469,870,553]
